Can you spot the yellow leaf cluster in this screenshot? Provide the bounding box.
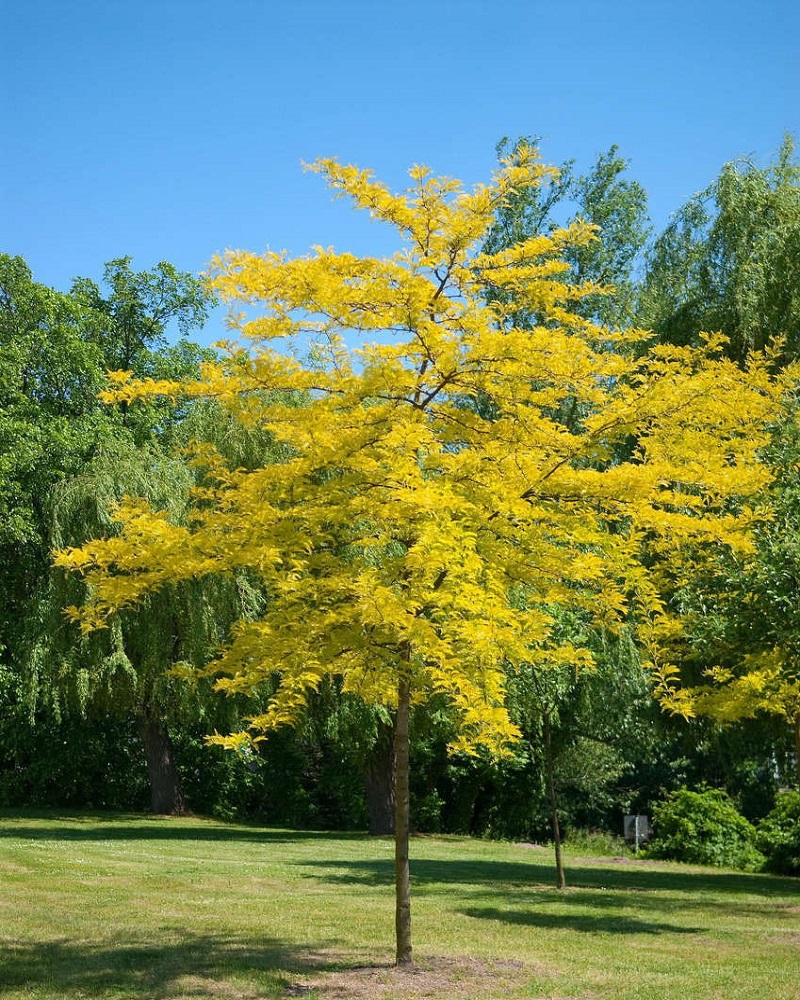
[59,149,796,754]
[665,652,800,725]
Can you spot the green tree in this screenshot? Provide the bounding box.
[0,254,224,813]
[0,255,114,677]
[71,256,212,372]
[506,613,655,886]
[638,135,800,365]
[483,137,650,329]
[38,440,262,813]
[0,256,107,549]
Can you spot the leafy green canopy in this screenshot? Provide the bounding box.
[483,138,650,329]
[638,136,800,366]
[0,253,224,723]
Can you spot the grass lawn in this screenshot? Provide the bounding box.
[0,812,798,999]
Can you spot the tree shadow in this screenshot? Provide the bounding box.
[0,811,355,845]
[300,855,799,900]
[459,905,701,935]
[0,931,338,999]
[300,856,797,932]
[462,883,793,925]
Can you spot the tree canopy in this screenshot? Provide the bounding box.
[638,135,800,365]
[0,252,226,814]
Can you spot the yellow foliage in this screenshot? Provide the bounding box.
[57,149,795,754]
[669,652,800,725]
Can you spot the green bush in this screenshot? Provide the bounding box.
[648,787,764,871]
[755,790,800,875]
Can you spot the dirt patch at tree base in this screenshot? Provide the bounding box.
[286,953,533,999]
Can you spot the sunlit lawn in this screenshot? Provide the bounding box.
[0,812,798,999]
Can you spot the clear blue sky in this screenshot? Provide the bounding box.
[4,0,798,344]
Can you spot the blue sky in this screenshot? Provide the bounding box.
[4,0,798,345]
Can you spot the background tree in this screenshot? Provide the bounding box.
[483,137,650,329]
[636,139,800,787]
[506,615,650,887]
[37,439,266,814]
[0,255,114,724]
[564,144,651,327]
[57,149,786,967]
[0,254,224,813]
[71,256,212,373]
[655,405,800,788]
[638,135,800,365]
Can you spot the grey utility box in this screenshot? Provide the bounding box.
[623,814,652,851]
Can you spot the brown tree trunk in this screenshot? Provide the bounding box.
[136,715,187,816]
[794,713,800,790]
[542,712,566,889]
[365,719,396,835]
[394,674,412,967]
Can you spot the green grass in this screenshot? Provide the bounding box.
[0,812,798,999]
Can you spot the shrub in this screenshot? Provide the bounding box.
[648,787,764,871]
[756,790,800,875]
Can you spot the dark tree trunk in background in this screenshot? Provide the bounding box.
[136,715,187,815]
[394,674,413,967]
[542,712,566,889]
[365,719,396,835]
[794,714,800,790]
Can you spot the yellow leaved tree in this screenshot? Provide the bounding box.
[56,148,789,966]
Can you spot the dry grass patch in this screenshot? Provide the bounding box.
[289,953,532,1000]
[169,975,266,999]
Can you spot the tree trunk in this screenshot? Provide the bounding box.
[794,713,800,790]
[136,715,187,816]
[394,674,413,967]
[542,712,566,889]
[366,718,396,835]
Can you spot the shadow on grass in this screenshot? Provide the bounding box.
[300,856,799,900]
[0,931,331,999]
[459,905,701,935]
[0,811,354,845]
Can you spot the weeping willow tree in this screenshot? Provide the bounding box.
[637,135,800,366]
[0,254,225,813]
[22,420,272,813]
